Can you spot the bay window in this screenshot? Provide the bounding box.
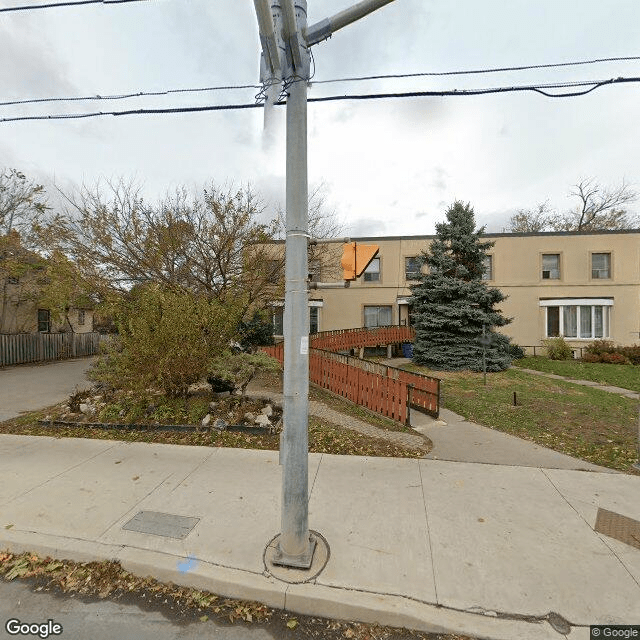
[541,299,612,339]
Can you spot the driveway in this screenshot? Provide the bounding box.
[0,358,95,422]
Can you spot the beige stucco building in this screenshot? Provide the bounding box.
[271,229,640,349]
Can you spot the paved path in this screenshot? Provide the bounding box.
[1,436,639,640]
[246,386,427,450]
[515,367,639,399]
[0,358,95,422]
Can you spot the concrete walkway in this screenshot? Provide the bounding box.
[1,435,639,640]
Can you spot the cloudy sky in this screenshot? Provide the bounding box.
[1,0,639,236]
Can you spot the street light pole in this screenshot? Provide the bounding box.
[254,0,397,570]
[275,0,315,568]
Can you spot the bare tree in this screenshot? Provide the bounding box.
[506,179,638,233]
[504,201,554,233]
[0,168,49,241]
[39,178,285,316]
[550,178,638,231]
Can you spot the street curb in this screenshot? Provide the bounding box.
[1,530,569,640]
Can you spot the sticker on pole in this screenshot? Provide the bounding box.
[300,336,309,355]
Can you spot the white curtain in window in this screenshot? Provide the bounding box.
[563,306,577,338]
[579,306,592,338]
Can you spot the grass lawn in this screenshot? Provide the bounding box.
[404,364,639,473]
[514,356,640,393]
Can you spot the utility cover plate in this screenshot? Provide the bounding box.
[594,507,640,551]
[122,511,200,539]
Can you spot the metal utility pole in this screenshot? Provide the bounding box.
[253,0,396,569]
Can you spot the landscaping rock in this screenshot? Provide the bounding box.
[213,418,228,431]
[212,391,230,400]
[254,414,271,427]
[208,401,218,411]
[79,403,92,415]
[244,412,256,422]
[261,404,273,417]
[201,414,212,427]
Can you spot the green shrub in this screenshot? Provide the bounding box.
[543,337,573,360]
[508,343,525,360]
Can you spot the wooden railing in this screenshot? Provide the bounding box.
[0,332,100,367]
[261,326,439,423]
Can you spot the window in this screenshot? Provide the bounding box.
[482,255,493,280]
[405,256,421,281]
[364,305,392,327]
[308,259,321,283]
[542,254,560,279]
[37,309,51,333]
[272,307,284,336]
[363,257,380,282]
[78,310,85,326]
[543,302,610,339]
[309,307,319,334]
[591,253,611,279]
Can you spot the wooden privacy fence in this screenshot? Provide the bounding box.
[311,325,415,351]
[261,326,440,423]
[0,332,100,367]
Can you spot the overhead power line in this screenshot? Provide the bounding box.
[0,83,263,107]
[0,0,150,13]
[1,76,639,123]
[312,55,640,84]
[1,54,638,108]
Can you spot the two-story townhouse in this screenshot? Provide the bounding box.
[269,229,640,348]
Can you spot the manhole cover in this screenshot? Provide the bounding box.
[122,511,200,539]
[594,508,640,551]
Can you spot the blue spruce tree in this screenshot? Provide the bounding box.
[409,201,513,371]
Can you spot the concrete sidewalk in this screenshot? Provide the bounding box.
[1,435,639,640]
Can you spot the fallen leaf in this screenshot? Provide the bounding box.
[286,619,298,629]
[200,615,208,622]
[4,524,14,529]
[132,476,140,481]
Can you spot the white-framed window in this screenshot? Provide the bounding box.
[542,254,560,279]
[540,299,612,339]
[364,305,392,327]
[591,253,611,279]
[482,255,493,280]
[363,257,380,282]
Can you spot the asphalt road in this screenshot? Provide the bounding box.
[0,358,94,422]
[0,580,275,640]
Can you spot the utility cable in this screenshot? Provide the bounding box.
[311,56,640,84]
[0,0,151,13]
[0,83,262,107]
[2,54,638,109]
[1,76,639,123]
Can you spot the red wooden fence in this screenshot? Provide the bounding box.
[261,326,440,422]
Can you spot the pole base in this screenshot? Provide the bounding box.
[271,533,317,569]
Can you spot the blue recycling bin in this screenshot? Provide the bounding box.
[402,343,413,358]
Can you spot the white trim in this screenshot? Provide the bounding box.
[309,300,324,308]
[397,298,410,305]
[539,298,613,307]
